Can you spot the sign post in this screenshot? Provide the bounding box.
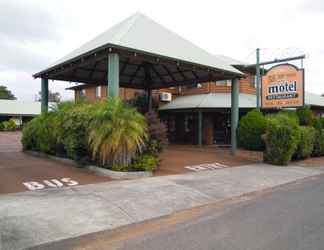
[256,48,261,109]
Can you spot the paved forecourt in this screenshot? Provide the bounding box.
[0,132,112,194]
[0,163,323,250]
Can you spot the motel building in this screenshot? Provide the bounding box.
[67,57,324,146]
[34,12,324,151]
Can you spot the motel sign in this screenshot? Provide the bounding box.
[261,64,304,108]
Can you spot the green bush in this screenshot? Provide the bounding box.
[312,129,324,157]
[145,111,168,156]
[278,110,299,124]
[238,109,267,151]
[21,99,160,171]
[264,114,300,165]
[313,117,322,130]
[21,118,39,150]
[131,154,159,172]
[296,107,314,126]
[22,101,92,160]
[22,113,60,154]
[294,126,316,160]
[0,121,4,131]
[2,119,16,131]
[60,102,93,162]
[110,154,158,172]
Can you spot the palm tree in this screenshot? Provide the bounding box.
[88,98,148,167]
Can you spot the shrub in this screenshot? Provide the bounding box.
[313,117,322,131]
[294,126,316,160]
[296,107,314,126]
[111,154,158,172]
[22,101,91,159]
[238,109,266,151]
[264,114,300,165]
[312,129,324,157]
[145,111,168,156]
[131,154,158,172]
[22,99,154,171]
[278,110,299,124]
[59,102,93,161]
[22,118,39,150]
[0,122,4,131]
[2,119,16,131]
[88,98,148,167]
[21,113,59,154]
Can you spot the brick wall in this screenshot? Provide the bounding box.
[74,85,144,101]
[71,72,256,102]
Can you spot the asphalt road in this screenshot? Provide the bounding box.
[31,174,324,250]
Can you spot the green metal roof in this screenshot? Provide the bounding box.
[34,12,243,83]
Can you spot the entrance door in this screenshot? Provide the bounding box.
[213,112,230,144]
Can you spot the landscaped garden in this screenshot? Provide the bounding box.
[21,98,167,173]
[0,119,17,131]
[238,107,324,166]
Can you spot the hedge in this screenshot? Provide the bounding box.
[296,107,314,126]
[294,126,316,160]
[264,114,300,165]
[238,109,266,151]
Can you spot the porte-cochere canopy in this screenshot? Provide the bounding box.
[33,12,243,89]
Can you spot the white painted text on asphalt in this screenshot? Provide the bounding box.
[23,178,79,191]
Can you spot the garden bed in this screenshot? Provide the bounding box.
[25,150,152,180]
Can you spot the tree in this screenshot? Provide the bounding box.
[38,91,61,103]
[88,98,148,167]
[0,85,16,100]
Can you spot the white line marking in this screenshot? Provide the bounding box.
[185,162,228,172]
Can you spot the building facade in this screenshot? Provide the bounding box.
[68,67,257,146]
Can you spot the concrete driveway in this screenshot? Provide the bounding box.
[0,132,111,194]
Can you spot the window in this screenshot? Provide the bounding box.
[215,80,231,86]
[79,89,86,97]
[95,86,101,98]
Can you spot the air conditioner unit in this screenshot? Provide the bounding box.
[159,92,172,102]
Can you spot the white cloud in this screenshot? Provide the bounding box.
[0,0,323,100]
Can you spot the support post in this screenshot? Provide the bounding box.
[198,111,203,147]
[107,53,119,98]
[147,88,152,112]
[256,48,261,109]
[41,78,48,114]
[231,78,239,155]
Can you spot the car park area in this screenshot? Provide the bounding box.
[0,132,112,194]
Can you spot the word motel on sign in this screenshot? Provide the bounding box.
[23,177,79,191]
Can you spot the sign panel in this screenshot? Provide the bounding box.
[261,64,304,108]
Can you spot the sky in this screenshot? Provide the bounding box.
[0,0,323,101]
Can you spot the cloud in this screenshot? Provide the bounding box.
[301,0,324,12]
[0,0,62,42]
[0,38,53,73]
